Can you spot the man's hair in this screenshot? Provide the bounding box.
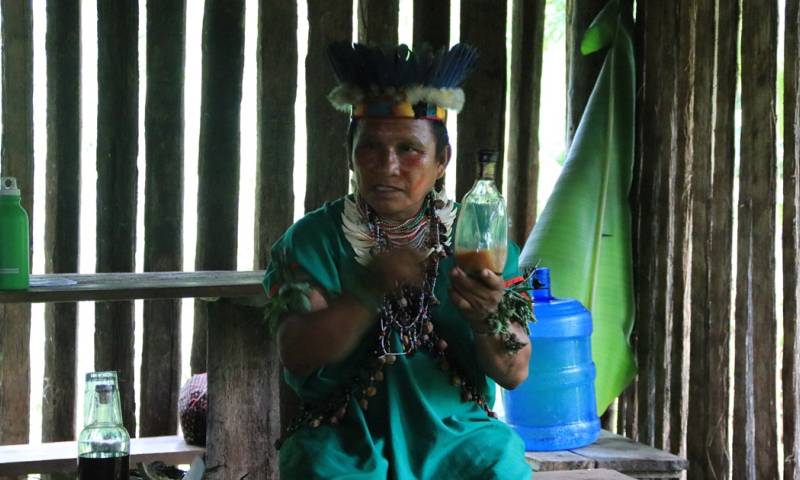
[346,119,450,191]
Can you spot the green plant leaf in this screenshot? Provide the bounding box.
[519,0,636,414]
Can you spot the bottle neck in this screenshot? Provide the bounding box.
[86,389,123,426]
[478,161,496,180]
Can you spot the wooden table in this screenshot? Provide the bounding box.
[526,431,689,479]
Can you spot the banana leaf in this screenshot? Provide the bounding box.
[519,0,636,414]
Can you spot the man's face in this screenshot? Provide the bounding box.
[351,118,448,222]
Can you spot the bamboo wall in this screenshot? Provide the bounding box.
[0,1,797,479]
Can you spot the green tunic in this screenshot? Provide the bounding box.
[263,196,531,480]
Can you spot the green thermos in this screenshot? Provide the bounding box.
[0,177,30,290]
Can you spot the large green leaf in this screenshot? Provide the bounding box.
[519,0,636,414]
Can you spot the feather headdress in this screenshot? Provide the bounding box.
[327,42,478,119]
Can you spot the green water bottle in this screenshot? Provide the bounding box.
[0,177,30,290]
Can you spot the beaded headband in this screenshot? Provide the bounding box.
[327,42,478,121]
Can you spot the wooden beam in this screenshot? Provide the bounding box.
[42,0,81,448]
[358,0,399,45]
[141,0,186,437]
[255,0,297,269]
[507,0,545,246]
[565,0,605,148]
[0,0,34,454]
[96,0,139,435]
[192,0,246,374]
[457,0,507,200]
[785,1,800,478]
[734,0,779,478]
[305,0,352,212]
[686,0,733,478]
[413,0,449,51]
[205,301,280,479]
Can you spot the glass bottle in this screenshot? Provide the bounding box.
[0,177,30,290]
[78,371,130,480]
[453,150,508,274]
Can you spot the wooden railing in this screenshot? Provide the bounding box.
[0,271,280,479]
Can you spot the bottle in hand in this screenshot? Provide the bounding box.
[78,371,130,480]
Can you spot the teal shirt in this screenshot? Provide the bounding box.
[263,197,531,480]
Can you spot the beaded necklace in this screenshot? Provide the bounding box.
[275,191,496,449]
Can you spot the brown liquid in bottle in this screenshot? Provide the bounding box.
[454,249,507,274]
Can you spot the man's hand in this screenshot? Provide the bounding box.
[448,266,505,332]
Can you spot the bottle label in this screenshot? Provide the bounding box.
[0,267,20,274]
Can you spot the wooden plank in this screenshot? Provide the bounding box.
[42,0,81,448]
[358,0,398,45]
[255,0,297,269]
[632,0,678,450]
[535,470,637,480]
[506,0,545,246]
[413,0,449,51]
[733,0,779,478]
[457,0,507,199]
[525,450,595,472]
[205,301,280,479]
[570,431,688,475]
[785,1,800,479]
[686,0,728,478]
[96,0,139,434]
[0,435,204,476]
[0,0,33,457]
[0,271,265,304]
[140,0,186,438]
[192,0,246,374]
[305,0,352,213]
[565,0,605,148]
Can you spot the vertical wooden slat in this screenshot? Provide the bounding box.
[191,0,246,375]
[413,0,449,51]
[206,302,280,479]
[0,0,33,454]
[686,0,731,477]
[506,0,544,246]
[305,0,352,212]
[565,0,605,149]
[358,0,398,45]
[784,1,800,478]
[633,0,677,449]
[457,0,507,200]
[140,0,186,437]
[42,0,80,447]
[256,0,297,268]
[733,0,779,478]
[95,0,139,434]
[255,0,299,439]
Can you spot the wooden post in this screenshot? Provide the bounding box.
[686,0,733,478]
[42,0,81,448]
[733,0,779,478]
[141,0,186,437]
[413,0,449,51]
[305,0,352,212]
[205,301,281,479]
[632,0,678,450]
[192,0,245,375]
[784,1,800,478]
[358,0,399,45]
[0,0,33,457]
[506,0,545,246]
[565,0,605,148]
[457,0,507,200]
[255,0,297,268]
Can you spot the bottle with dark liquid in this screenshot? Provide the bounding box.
[78,371,130,480]
[454,150,508,274]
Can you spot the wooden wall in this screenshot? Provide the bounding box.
[0,1,798,479]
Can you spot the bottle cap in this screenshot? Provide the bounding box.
[477,149,499,164]
[0,177,20,196]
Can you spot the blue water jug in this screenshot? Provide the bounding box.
[502,267,600,451]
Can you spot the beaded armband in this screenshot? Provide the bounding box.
[263,249,314,333]
[478,274,535,353]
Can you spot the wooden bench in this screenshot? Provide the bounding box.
[536,470,636,479]
[526,431,688,479]
[0,435,204,476]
